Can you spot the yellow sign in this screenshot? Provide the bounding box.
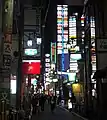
[72,83,82,93]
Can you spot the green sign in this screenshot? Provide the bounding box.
[25,49,37,56]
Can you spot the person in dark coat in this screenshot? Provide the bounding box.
[31,94,38,114]
[50,95,56,113]
[39,94,45,111]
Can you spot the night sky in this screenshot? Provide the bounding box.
[44,0,64,53]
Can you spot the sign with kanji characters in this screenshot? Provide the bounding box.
[3,55,11,67]
[3,34,12,43]
[97,39,107,52]
[3,43,12,55]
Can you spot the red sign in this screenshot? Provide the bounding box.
[22,61,41,74]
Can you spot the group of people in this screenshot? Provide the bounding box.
[31,93,56,114]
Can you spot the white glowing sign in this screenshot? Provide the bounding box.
[57,5,68,55]
[27,40,33,47]
[69,16,76,39]
[45,54,50,73]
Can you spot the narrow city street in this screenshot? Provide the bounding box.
[32,104,87,120]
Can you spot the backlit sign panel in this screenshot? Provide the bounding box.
[90,17,96,72]
[57,5,68,72]
[24,49,37,56]
[69,16,76,39]
[57,5,68,54]
[51,42,56,64]
[24,32,41,58]
[45,54,51,82]
[22,60,41,74]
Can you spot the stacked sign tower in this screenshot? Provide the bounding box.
[57,5,69,72]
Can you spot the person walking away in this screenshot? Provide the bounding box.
[50,95,56,113]
[71,93,76,111]
[36,95,40,114]
[39,94,45,111]
[31,94,38,114]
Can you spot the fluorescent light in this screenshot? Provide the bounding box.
[22,60,40,62]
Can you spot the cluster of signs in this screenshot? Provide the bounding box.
[1,0,14,77]
[45,54,51,82]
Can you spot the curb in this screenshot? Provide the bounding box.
[58,105,88,120]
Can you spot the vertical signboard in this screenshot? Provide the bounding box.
[69,15,78,72]
[69,16,76,39]
[57,5,68,71]
[90,17,96,74]
[0,0,14,113]
[51,42,56,64]
[1,0,14,76]
[45,54,51,82]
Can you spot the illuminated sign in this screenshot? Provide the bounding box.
[51,42,56,63]
[45,54,50,57]
[24,49,37,56]
[90,16,96,76]
[24,32,41,57]
[27,40,33,47]
[22,60,41,74]
[69,16,76,39]
[57,5,68,55]
[45,54,50,74]
[57,5,68,72]
[37,38,42,44]
[45,59,50,62]
[45,63,50,67]
[70,54,81,60]
[81,16,84,26]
